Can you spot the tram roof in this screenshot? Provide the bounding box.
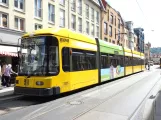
[98,39,124,55]
[99,39,123,50]
[132,50,141,55]
[22,27,96,44]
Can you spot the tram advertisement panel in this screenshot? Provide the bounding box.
[101,66,124,82]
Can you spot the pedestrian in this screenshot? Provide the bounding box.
[145,62,147,70]
[148,62,150,70]
[3,64,17,87]
[0,62,1,87]
[1,62,7,86]
[110,61,114,79]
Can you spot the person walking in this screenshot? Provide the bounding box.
[1,62,7,86]
[3,64,17,87]
[0,62,1,88]
[148,62,150,70]
[145,62,148,70]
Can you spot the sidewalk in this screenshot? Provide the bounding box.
[0,84,14,97]
[154,88,161,120]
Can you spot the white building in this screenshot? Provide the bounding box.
[0,0,103,70]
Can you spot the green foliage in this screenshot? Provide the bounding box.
[150,47,161,54]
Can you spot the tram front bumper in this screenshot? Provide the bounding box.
[14,86,60,96]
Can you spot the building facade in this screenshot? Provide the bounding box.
[150,53,160,64]
[101,0,124,45]
[125,21,135,50]
[134,34,138,51]
[1,0,103,38]
[134,28,144,53]
[144,42,151,62]
[0,0,104,70]
[123,27,129,48]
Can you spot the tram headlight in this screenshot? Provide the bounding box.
[36,81,44,86]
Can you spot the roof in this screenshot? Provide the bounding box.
[99,39,123,50]
[22,27,96,44]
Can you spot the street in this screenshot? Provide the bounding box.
[0,65,160,120]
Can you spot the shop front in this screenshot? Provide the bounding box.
[0,27,24,83]
[0,45,19,72]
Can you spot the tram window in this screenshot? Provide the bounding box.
[109,54,117,67]
[62,47,70,72]
[125,56,129,66]
[119,56,124,67]
[101,53,109,69]
[86,52,96,70]
[48,37,59,74]
[133,57,135,66]
[71,48,96,71]
[131,57,133,66]
[72,50,85,71]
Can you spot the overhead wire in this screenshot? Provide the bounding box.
[135,0,152,29]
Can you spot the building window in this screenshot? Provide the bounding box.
[118,19,120,29]
[78,17,82,32]
[91,8,94,22]
[60,0,65,6]
[35,0,42,18]
[14,0,25,11]
[35,23,42,30]
[96,26,99,38]
[0,13,8,27]
[91,24,94,36]
[109,25,112,37]
[71,0,75,12]
[15,17,24,31]
[126,40,128,47]
[77,0,82,15]
[48,4,55,23]
[112,40,115,44]
[110,15,113,24]
[118,30,120,40]
[115,28,116,39]
[104,22,107,35]
[104,37,108,42]
[86,21,89,34]
[71,14,76,30]
[86,4,89,19]
[60,9,65,27]
[96,11,99,23]
[115,16,117,26]
[0,0,8,5]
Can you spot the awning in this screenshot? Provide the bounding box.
[0,51,18,57]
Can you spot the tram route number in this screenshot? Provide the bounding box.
[60,38,69,43]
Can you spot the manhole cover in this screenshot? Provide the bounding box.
[68,101,83,105]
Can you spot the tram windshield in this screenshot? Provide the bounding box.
[19,36,59,76]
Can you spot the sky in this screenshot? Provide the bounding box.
[106,0,161,47]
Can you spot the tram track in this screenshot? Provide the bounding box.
[0,94,24,104]
[16,69,159,120]
[0,67,158,119]
[0,95,52,116]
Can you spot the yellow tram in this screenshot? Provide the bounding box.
[14,28,145,96]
